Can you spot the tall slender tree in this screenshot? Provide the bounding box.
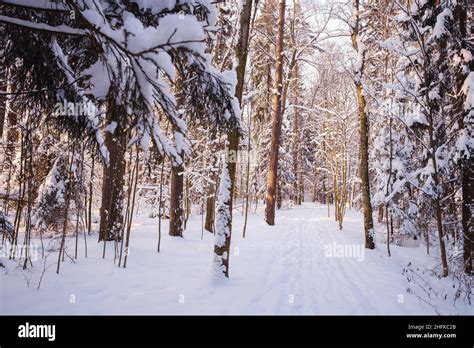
[265,0,286,226]
[213,0,253,277]
[350,0,375,249]
[168,69,186,237]
[454,0,473,275]
[99,100,127,242]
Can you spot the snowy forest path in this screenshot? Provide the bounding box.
[262,204,379,314]
[2,203,468,315]
[240,203,447,315]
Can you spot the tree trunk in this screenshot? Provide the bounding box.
[204,185,215,233]
[456,0,473,275]
[123,147,139,268]
[265,0,286,226]
[228,0,253,198]
[461,152,473,275]
[425,44,449,278]
[377,205,384,223]
[351,0,375,249]
[157,157,166,252]
[2,73,17,174]
[169,150,184,237]
[0,68,6,139]
[242,107,252,238]
[99,102,127,242]
[356,85,375,249]
[213,0,253,278]
[57,147,75,274]
[213,161,232,278]
[292,82,301,205]
[184,173,190,230]
[169,69,186,238]
[276,177,282,210]
[87,155,94,235]
[204,150,219,233]
[2,76,18,216]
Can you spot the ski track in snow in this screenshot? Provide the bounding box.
[1,203,472,315]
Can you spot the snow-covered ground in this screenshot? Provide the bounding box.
[1,203,472,315]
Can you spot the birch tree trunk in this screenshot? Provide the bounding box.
[213,0,253,277]
[351,0,375,249]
